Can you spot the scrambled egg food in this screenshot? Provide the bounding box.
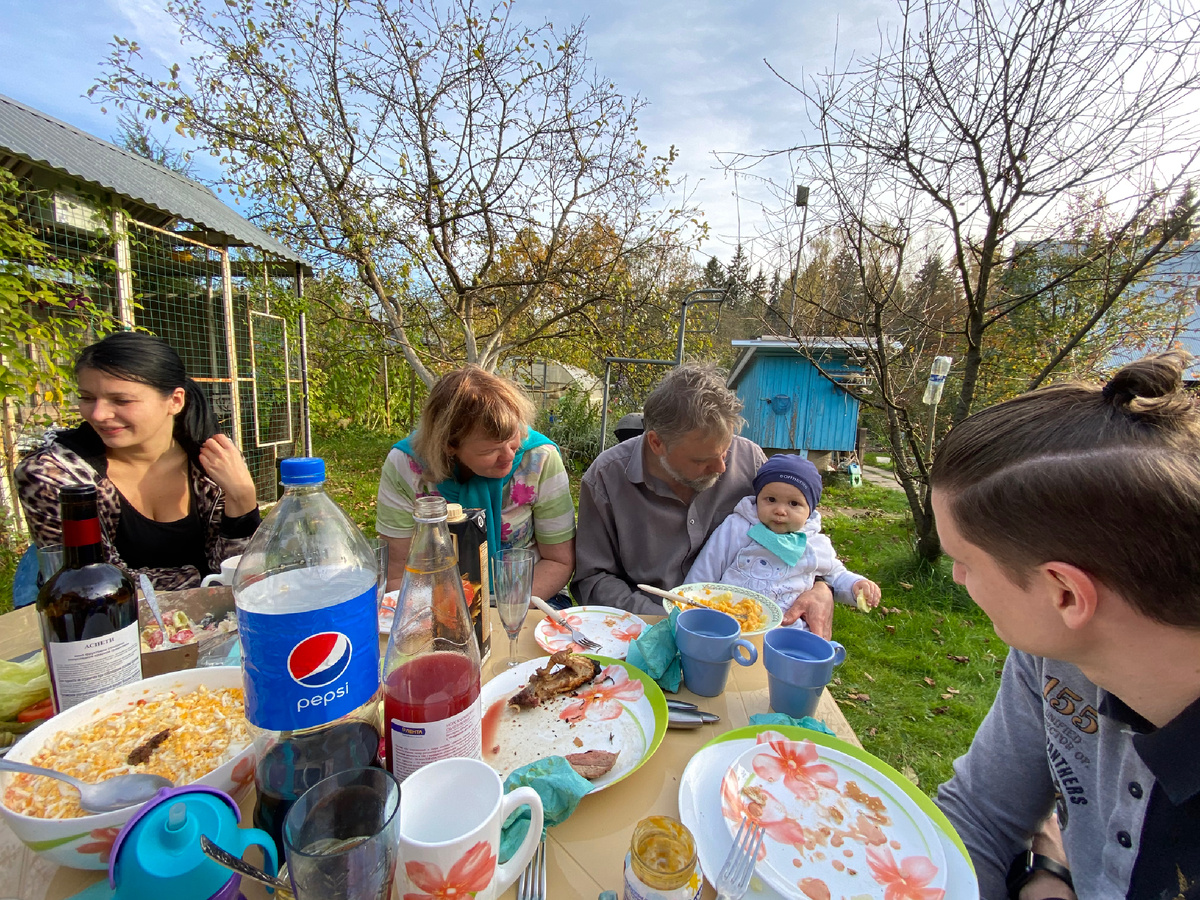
[3,685,249,819]
[678,587,765,632]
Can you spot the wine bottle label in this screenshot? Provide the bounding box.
[238,582,380,731]
[389,696,482,781]
[46,621,141,711]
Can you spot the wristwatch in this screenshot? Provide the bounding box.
[1006,849,1074,899]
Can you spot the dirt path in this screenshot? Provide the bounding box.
[860,464,903,491]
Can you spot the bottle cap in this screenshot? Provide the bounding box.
[280,457,326,485]
[446,503,465,522]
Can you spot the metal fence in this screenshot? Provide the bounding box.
[2,182,305,532]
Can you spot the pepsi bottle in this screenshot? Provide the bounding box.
[233,457,382,852]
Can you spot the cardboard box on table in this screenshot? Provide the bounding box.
[137,585,238,677]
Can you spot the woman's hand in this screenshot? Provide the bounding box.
[198,434,258,517]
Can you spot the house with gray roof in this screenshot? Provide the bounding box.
[0,93,314,514]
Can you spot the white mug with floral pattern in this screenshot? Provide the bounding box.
[397,757,544,900]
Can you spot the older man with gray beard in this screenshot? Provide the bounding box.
[572,363,835,633]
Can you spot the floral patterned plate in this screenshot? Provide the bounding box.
[479,654,668,793]
[678,726,977,900]
[722,732,947,899]
[379,589,399,635]
[533,606,647,659]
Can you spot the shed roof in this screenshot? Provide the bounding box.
[0,93,309,271]
[727,335,899,387]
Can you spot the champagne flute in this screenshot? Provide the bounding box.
[493,548,535,669]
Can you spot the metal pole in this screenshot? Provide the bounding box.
[599,361,613,453]
[675,300,689,364]
[297,268,312,457]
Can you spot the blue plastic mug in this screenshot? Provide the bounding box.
[674,608,758,697]
[762,628,847,718]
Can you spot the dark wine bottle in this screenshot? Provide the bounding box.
[37,485,141,712]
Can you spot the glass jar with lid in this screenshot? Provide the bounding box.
[622,815,702,900]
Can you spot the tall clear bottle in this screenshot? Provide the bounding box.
[383,495,482,781]
[232,457,382,852]
[37,485,141,713]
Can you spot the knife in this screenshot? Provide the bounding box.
[139,573,167,634]
[666,699,698,712]
[668,709,721,729]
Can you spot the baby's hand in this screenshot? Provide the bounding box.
[853,579,882,612]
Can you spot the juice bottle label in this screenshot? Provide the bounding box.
[389,696,482,781]
[239,584,380,731]
[45,621,141,710]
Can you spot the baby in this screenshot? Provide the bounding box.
[684,454,881,628]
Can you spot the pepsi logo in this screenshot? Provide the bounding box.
[287,632,353,688]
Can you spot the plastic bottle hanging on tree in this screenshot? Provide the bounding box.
[922,356,954,405]
[383,495,483,781]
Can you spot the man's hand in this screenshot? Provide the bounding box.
[1021,817,1077,900]
[780,581,835,638]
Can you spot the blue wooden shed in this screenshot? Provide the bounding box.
[727,337,871,456]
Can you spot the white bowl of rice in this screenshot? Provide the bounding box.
[0,666,255,870]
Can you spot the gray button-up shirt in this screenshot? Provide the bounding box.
[571,434,766,615]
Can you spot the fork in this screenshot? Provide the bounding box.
[715,817,765,900]
[530,595,602,651]
[517,839,547,900]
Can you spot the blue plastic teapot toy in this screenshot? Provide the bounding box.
[70,785,278,900]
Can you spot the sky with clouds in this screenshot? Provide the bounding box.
[0,0,898,275]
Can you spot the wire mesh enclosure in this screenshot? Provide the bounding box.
[2,180,308,525]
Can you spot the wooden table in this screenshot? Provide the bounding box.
[0,607,858,900]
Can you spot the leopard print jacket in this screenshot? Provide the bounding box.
[15,425,261,591]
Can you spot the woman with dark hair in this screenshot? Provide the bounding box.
[16,332,261,590]
[930,351,1200,900]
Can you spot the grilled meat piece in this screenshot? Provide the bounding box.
[126,728,171,766]
[509,650,601,709]
[564,749,619,780]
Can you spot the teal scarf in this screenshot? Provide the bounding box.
[393,429,555,566]
[746,522,808,567]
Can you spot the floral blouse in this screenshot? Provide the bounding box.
[375,443,575,555]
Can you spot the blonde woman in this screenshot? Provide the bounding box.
[376,365,576,603]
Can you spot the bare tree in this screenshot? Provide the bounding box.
[726,0,1200,559]
[93,0,700,383]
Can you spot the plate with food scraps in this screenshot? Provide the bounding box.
[677,725,976,900]
[379,589,399,635]
[533,606,648,658]
[664,583,782,637]
[480,652,667,793]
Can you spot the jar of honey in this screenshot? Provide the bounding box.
[622,816,702,900]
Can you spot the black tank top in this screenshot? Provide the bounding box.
[114,490,211,575]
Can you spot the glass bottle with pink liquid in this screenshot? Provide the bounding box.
[382,495,482,781]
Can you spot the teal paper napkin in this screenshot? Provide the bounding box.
[499,756,593,862]
[749,712,836,736]
[625,605,682,692]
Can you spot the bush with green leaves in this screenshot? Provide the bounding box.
[537,387,603,474]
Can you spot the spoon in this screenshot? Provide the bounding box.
[201,835,293,893]
[636,584,749,621]
[0,758,172,813]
